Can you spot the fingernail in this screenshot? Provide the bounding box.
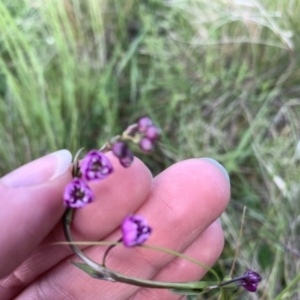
[200,158,230,183]
[1,150,72,188]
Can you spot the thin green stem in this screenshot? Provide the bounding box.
[141,244,220,280]
[58,238,228,295]
[62,219,206,289]
[72,148,85,177]
[56,239,219,281]
[102,238,122,267]
[63,208,117,282]
[61,217,228,292]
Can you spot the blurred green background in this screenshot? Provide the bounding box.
[1,0,300,299]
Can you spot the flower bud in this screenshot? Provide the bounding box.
[145,125,160,141]
[139,137,154,153]
[240,270,262,292]
[138,116,153,132]
[112,141,134,168]
[112,141,128,158]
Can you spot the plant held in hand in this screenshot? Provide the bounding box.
[62,117,262,297]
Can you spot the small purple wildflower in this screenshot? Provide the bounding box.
[122,215,152,247]
[139,137,154,153]
[80,150,113,181]
[138,116,153,132]
[112,141,134,168]
[63,178,95,208]
[239,270,262,292]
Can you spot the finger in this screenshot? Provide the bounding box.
[0,150,72,279]
[131,220,224,300]
[103,158,230,276]
[0,153,152,299]
[18,158,230,299]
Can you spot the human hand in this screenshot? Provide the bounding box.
[0,150,230,299]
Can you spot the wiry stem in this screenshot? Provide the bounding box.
[102,238,122,267]
[63,208,117,282]
[62,208,238,293]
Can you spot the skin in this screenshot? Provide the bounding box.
[0,152,230,300]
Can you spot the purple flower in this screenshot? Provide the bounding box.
[240,270,262,292]
[112,141,134,168]
[138,116,153,132]
[80,150,113,181]
[218,270,262,292]
[139,137,154,153]
[63,178,95,208]
[122,215,152,247]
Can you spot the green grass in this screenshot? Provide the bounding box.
[1,0,300,298]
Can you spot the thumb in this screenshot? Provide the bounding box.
[0,150,72,278]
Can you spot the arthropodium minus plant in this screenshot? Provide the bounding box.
[62,117,262,296]
[63,116,161,209]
